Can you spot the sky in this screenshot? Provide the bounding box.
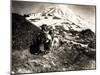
[12,1,96,26]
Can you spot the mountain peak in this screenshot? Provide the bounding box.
[25,6,94,32]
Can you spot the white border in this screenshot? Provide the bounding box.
[12,0,96,5]
[0,0,100,75]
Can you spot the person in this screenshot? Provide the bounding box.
[40,24,48,32]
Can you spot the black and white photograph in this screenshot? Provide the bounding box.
[11,0,96,74]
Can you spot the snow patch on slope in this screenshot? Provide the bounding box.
[26,6,95,32]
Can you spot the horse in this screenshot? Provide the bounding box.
[51,35,60,49]
[30,30,52,55]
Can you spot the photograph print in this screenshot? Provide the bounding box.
[11,0,96,74]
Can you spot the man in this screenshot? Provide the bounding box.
[40,24,48,32]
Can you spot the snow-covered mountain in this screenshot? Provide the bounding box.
[25,7,95,32]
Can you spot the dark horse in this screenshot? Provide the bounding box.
[30,25,52,55]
